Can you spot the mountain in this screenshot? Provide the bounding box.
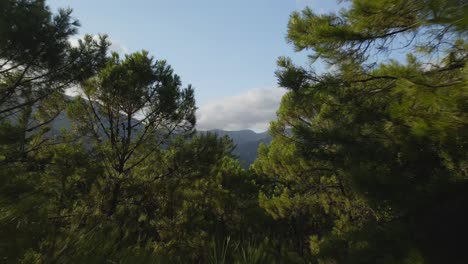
[205,129,272,168]
[42,99,271,168]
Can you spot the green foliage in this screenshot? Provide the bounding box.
[1,0,467,263]
[0,0,109,119]
[255,0,468,263]
[208,236,232,264]
[287,0,467,64]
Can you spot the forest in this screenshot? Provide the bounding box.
[0,0,467,263]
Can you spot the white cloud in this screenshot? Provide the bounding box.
[68,37,81,48]
[64,85,82,97]
[109,41,129,54]
[69,35,129,54]
[196,87,287,132]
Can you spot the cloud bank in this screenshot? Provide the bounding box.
[196,87,287,132]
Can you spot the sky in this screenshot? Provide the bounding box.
[48,0,342,132]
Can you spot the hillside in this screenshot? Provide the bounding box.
[47,104,271,167]
[206,129,272,167]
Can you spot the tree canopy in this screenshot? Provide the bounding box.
[254,0,467,263]
[0,0,467,263]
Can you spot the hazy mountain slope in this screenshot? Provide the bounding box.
[43,101,271,167]
[206,129,272,168]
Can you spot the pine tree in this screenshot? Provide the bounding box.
[66,50,196,224]
[0,2,108,262]
[257,0,468,262]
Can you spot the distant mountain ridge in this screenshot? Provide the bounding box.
[204,129,272,167]
[44,99,271,168]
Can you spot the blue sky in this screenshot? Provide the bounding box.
[48,0,342,131]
